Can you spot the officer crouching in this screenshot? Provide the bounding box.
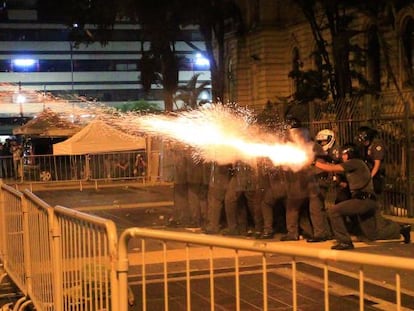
[313,143,411,250]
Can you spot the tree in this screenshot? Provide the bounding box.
[38,0,244,110]
[174,73,210,109]
[117,100,161,113]
[291,0,414,104]
[181,0,244,102]
[116,0,185,111]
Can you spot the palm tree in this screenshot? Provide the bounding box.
[180,0,244,101]
[119,0,183,111]
[174,73,210,109]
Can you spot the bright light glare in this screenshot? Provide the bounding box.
[16,94,26,104]
[195,53,210,66]
[13,59,36,67]
[200,92,209,100]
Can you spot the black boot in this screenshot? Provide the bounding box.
[400,224,411,244]
[331,241,354,250]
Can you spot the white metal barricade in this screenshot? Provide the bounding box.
[117,228,414,311]
[23,190,61,311]
[0,183,29,298]
[54,205,119,311]
[0,182,119,311]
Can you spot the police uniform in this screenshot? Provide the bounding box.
[170,147,191,226]
[186,158,211,227]
[282,128,332,241]
[328,158,401,244]
[364,138,386,194]
[259,160,287,238]
[203,162,232,233]
[284,164,331,240]
[327,158,378,244]
[169,147,210,227]
[223,161,259,235]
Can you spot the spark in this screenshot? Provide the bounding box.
[137,104,313,170]
[0,83,313,170]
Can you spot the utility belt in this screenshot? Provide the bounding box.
[352,191,376,201]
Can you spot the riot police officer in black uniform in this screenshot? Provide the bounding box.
[315,129,350,203]
[281,121,332,242]
[314,143,411,250]
[355,126,385,194]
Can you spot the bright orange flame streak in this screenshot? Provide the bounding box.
[139,113,313,168]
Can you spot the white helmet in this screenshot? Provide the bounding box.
[315,129,335,151]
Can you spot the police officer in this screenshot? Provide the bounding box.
[222,160,260,236]
[256,158,287,239]
[314,143,411,250]
[167,143,212,228]
[281,122,332,241]
[355,126,385,194]
[203,162,233,234]
[168,144,191,227]
[315,129,351,203]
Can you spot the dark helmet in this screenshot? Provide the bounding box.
[355,126,377,145]
[289,127,311,142]
[341,143,359,159]
[285,115,302,129]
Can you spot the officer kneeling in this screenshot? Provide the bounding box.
[313,143,411,250]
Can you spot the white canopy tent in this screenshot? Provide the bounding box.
[53,119,146,155]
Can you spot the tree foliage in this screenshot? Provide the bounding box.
[291,0,404,104]
[174,73,210,109]
[38,0,243,111]
[117,100,161,113]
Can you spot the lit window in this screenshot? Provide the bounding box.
[12,58,38,72]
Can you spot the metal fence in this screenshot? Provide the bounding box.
[0,182,119,310]
[0,149,161,186]
[1,183,414,310]
[118,228,414,311]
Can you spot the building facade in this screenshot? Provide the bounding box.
[223,0,414,113]
[0,0,211,123]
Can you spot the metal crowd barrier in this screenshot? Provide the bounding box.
[2,183,414,310]
[54,204,119,311]
[118,228,414,311]
[0,182,119,310]
[0,185,28,300]
[1,149,163,187]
